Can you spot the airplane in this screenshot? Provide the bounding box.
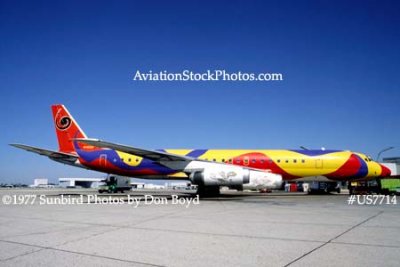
[10,104,391,196]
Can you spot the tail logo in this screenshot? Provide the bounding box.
[55,116,71,130]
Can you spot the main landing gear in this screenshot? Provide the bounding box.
[196,185,220,197]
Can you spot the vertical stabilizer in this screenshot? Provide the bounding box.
[51,105,87,153]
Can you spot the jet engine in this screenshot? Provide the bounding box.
[242,171,283,190]
[185,161,282,188]
[189,165,248,186]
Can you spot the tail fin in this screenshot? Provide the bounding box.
[51,105,87,154]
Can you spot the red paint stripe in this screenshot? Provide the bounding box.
[326,154,360,178]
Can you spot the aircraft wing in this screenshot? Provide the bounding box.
[74,138,192,162]
[10,144,78,163]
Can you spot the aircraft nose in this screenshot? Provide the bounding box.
[380,164,391,177]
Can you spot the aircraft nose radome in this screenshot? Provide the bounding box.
[380,164,391,177]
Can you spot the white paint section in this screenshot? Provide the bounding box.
[381,163,399,176]
[184,161,246,186]
[61,105,88,138]
[184,161,282,188]
[244,171,283,190]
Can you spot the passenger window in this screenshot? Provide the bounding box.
[285,160,289,163]
[261,159,265,164]
[277,159,281,163]
[229,159,232,163]
[302,159,305,163]
[128,158,131,162]
[293,159,297,163]
[251,159,256,163]
[222,159,225,162]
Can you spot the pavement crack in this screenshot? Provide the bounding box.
[0,239,164,266]
[0,240,45,262]
[283,211,384,267]
[331,241,400,249]
[54,226,122,248]
[124,225,325,244]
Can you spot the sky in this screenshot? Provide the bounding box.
[0,0,399,184]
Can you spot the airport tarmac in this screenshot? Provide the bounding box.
[0,188,399,267]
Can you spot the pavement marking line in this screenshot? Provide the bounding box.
[0,239,165,267]
[283,210,384,267]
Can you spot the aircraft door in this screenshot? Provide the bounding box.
[99,154,107,168]
[315,158,323,169]
[243,156,250,166]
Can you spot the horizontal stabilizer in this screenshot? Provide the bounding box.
[10,144,78,163]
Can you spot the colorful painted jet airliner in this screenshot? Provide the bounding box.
[11,105,391,195]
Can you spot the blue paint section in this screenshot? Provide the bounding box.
[73,139,175,174]
[186,149,208,158]
[354,154,368,177]
[77,148,117,163]
[290,149,342,156]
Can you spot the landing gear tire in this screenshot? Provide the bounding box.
[196,186,220,198]
[349,187,353,195]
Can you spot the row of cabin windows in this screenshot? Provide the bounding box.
[121,158,140,162]
[120,157,306,164]
[203,158,307,164]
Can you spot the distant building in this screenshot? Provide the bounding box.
[383,157,400,164]
[59,178,104,188]
[33,178,48,187]
[382,157,400,177]
[143,184,165,190]
[165,182,191,190]
[131,182,145,189]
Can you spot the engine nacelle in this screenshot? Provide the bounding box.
[189,163,249,186]
[185,161,282,188]
[243,171,283,190]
